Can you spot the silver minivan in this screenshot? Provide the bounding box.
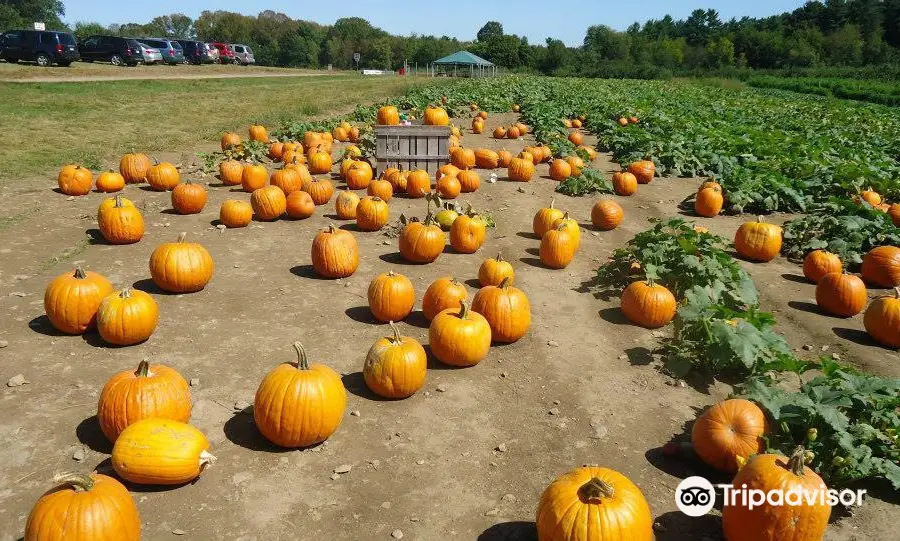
[228,44,255,65]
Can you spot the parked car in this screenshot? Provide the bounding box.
[210,42,234,64]
[0,29,79,66]
[139,38,184,65]
[177,40,215,64]
[78,35,143,66]
[228,44,255,65]
[205,43,220,63]
[136,42,162,65]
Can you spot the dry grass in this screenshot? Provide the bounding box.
[0,73,421,184]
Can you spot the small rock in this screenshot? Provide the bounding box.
[381,501,392,509]
[416,459,425,465]
[330,473,340,481]
[590,425,609,440]
[678,380,686,388]
[832,353,841,360]
[334,464,352,474]
[350,410,361,417]
[547,340,559,347]
[549,408,560,416]
[233,400,250,411]
[233,264,240,268]
[409,517,420,523]
[0,340,8,348]
[10,292,26,297]
[423,391,431,397]
[501,493,517,503]
[652,522,667,533]
[484,508,500,517]
[490,461,498,467]
[500,372,508,378]
[516,187,526,193]
[436,384,447,392]
[618,354,627,360]
[7,374,28,387]
[189,378,200,387]
[821,345,830,351]
[802,344,814,351]
[172,529,186,536]
[164,222,171,227]
[495,443,508,453]
[391,529,404,539]
[590,231,599,236]
[72,448,85,461]
[66,196,75,201]
[553,400,560,405]
[382,240,391,245]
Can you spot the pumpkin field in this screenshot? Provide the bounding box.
[1,75,899,540]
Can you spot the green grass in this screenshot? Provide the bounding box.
[0,74,420,184]
[747,75,900,106]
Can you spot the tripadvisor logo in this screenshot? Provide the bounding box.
[675,476,866,517]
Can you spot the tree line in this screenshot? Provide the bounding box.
[3,1,900,77]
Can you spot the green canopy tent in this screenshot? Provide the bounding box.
[430,50,496,77]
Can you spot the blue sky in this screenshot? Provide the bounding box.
[63,0,808,46]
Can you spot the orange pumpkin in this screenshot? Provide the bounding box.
[802,250,842,283]
[303,178,335,206]
[25,473,141,541]
[722,447,831,541]
[171,181,207,215]
[119,152,151,183]
[385,168,408,193]
[423,105,450,126]
[695,187,724,217]
[44,268,114,334]
[508,157,535,182]
[457,170,481,193]
[285,191,315,220]
[860,187,882,206]
[364,322,427,399]
[249,124,268,142]
[97,287,158,346]
[734,216,783,262]
[620,280,676,328]
[861,245,900,287]
[95,170,125,193]
[815,272,867,317]
[429,300,492,367]
[111,418,214,485]
[270,167,302,195]
[311,225,358,278]
[334,189,361,220]
[551,212,580,249]
[377,105,400,125]
[147,161,180,191]
[356,196,389,231]
[629,160,656,184]
[612,171,638,196]
[591,200,624,230]
[346,161,374,190]
[367,178,394,202]
[450,147,476,170]
[307,148,333,175]
[437,174,461,199]
[221,131,241,150]
[148,233,214,293]
[864,288,900,348]
[889,203,900,226]
[536,466,653,541]
[506,125,521,139]
[449,206,487,254]
[422,277,468,321]
[691,398,767,473]
[251,185,287,221]
[57,164,93,196]
[98,358,189,442]
[549,159,572,181]
[399,214,445,263]
[406,169,432,198]
[268,141,285,160]
[497,150,513,168]
[493,127,507,139]
[241,163,268,192]
[565,155,585,176]
[472,117,485,134]
[474,148,499,169]
[219,159,244,186]
[368,271,415,322]
[567,131,583,146]
[533,199,565,238]
[220,199,253,228]
[254,342,347,448]
[540,222,578,269]
[471,277,531,343]
[478,253,514,288]
[98,195,144,244]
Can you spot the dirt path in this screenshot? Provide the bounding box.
[0,62,334,83]
[2,71,328,84]
[0,114,896,540]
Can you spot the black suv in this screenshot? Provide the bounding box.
[78,35,143,66]
[177,40,215,64]
[0,29,79,66]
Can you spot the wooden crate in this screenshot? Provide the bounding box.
[375,125,451,175]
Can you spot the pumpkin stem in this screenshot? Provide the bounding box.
[114,194,125,208]
[757,215,764,223]
[549,198,555,209]
[388,321,402,344]
[52,472,94,492]
[177,232,187,243]
[199,450,217,471]
[119,287,132,299]
[292,342,310,370]
[894,287,900,299]
[327,224,337,234]
[457,299,471,319]
[495,252,504,263]
[578,477,615,502]
[73,267,87,279]
[787,446,807,476]
[498,276,512,289]
[135,358,151,377]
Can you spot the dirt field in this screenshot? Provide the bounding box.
[0,61,328,82]
[0,113,897,540]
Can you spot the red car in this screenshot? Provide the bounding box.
[210,42,234,64]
